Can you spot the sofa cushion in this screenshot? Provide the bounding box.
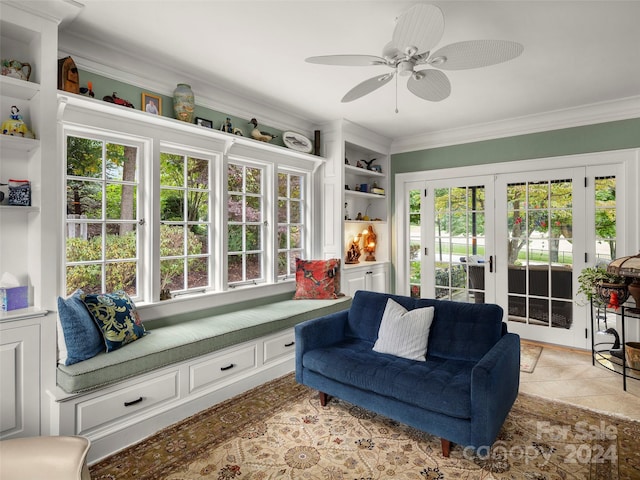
[373,299,434,361]
[347,291,503,362]
[426,300,503,362]
[303,339,474,419]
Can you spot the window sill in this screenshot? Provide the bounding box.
[138,280,296,323]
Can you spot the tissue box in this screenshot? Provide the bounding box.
[0,286,28,311]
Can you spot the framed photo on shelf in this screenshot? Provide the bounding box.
[142,93,162,115]
[196,117,213,128]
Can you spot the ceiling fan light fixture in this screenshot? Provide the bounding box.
[398,60,414,76]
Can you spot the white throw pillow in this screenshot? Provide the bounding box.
[373,298,435,361]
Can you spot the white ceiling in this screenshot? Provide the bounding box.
[59,0,640,148]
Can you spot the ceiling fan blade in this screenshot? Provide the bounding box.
[429,40,524,70]
[306,54,386,66]
[392,4,444,55]
[407,69,451,102]
[342,73,394,103]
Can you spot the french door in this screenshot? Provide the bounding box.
[399,163,623,349]
[494,168,584,345]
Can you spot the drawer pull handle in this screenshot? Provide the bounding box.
[284,341,295,347]
[220,364,235,371]
[124,397,144,407]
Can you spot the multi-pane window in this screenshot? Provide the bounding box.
[65,135,139,296]
[228,162,264,284]
[65,126,312,302]
[594,176,616,263]
[159,152,211,293]
[277,171,304,277]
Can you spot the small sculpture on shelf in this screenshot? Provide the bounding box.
[362,224,377,261]
[221,117,233,133]
[249,118,277,143]
[361,158,377,170]
[345,233,362,264]
[103,92,134,108]
[1,105,34,138]
[80,81,95,98]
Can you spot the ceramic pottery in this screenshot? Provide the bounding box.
[173,83,195,123]
[1,59,32,81]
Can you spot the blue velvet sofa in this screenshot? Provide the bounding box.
[295,290,520,457]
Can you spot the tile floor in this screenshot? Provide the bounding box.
[519,341,640,421]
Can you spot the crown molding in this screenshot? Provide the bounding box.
[58,30,317,136]
[391,96,640,154]
[3,0,83,26]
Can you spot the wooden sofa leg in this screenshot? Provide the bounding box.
[319,392,328,406]
[441,438,451,457]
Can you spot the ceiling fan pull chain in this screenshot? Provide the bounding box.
[395,69,399,114]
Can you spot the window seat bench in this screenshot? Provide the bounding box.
[57,294,352,394]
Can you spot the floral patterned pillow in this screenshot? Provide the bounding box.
[293,258,342,299]
[80,290,146,352]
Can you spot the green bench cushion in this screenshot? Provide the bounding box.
[57,296,351,394]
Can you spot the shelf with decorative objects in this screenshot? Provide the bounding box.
[320,121,391,295]
[591,299,640,391]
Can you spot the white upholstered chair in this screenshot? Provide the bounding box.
[0,436,91,480]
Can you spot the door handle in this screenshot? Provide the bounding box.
[489,256,494,273]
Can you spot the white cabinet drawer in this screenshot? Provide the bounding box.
[190,344,256,392]
[77,371,178,434]
[263,330,296,364]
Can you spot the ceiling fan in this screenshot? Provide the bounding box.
[305,4,523,110]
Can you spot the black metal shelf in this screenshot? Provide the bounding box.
[591,301,640,391]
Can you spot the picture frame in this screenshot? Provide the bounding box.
[141,92,162,115]
[196,117,213,128]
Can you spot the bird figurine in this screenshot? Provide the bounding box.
[361,158,377,170]
[249,118,277,143]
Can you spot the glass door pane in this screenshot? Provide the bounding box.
[408,187,422,298]
[506,179,574,329]
[433,185,487,303]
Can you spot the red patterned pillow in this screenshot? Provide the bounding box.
[294,258,342,299]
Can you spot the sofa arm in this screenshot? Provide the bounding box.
[470,332,520,448]
[295,309,349,383]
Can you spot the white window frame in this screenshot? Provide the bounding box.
[60,101,319,311]
[226,158,269,287]
[276,167,307,280]
[158,144,216,296]
[63,126,149,302]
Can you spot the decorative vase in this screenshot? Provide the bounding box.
[597,282,629,305]
[172,83,195,123]
[628,280,640,308]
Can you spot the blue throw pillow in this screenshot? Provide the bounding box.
[57,290,104,365]
[80,290,146,352]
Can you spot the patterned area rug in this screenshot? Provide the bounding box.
[521,343,543,373]
[90,374,639,480]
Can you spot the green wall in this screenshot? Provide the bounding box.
[391,117,640,174]
[77,69,286,147]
